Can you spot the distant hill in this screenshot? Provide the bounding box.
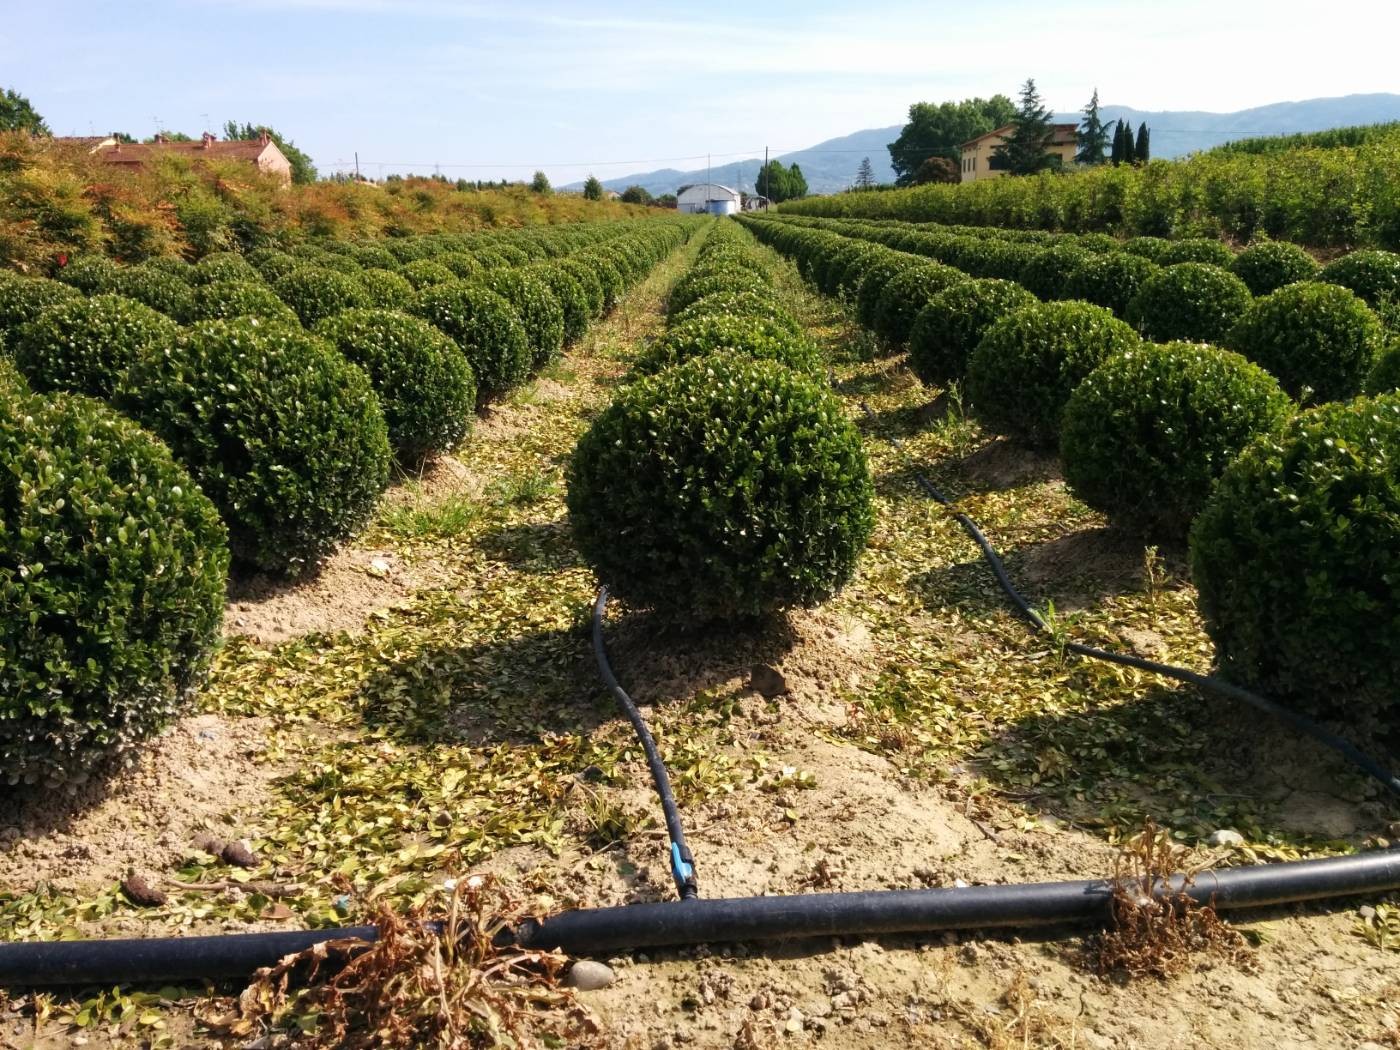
[566,94,1400,197]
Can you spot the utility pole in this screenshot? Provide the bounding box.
[763,145,769,206]
[354,151,360,181]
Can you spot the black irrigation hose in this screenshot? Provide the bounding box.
[855,399,1400,800]
[593,587,699,900]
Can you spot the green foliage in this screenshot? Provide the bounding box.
[1126,263,1253,343]
[853,254,923,331]
[575,250,623,310]
[190,278,302,325]
[355,267,415,310]
[670,268,768,317]
[1366,341,1400,394]
[527,263,589,344]
[620,185,652,205]
[56,255,119,294]
[992,79,1060,177]
[1154,238,1235,268]
[190,252,260,286]
[0,387,227,785]
[108,262,196,321]
[1061,252,1161,318]
[907,278,1038,385]
[1230,241,1320,295]
[636,314,822,376]
[13,294,178,398]
[1226,281,1383,403]
[1189,394,1400,722]
[0,87,48,134]
[582,176,604,202]
[222,120,318,185]
[530,171,552,195]
[756,161,809,203]
[1061,342,1293,538]
[556,259,605,318]
[1017,244,1090,299]
[473,268,564,368]
[567,352,875,619]
[314,309,475,465]
[247,247,300,282]
[871,262,967,346]
[668,290,801,334]
[272,265,371,326]
[437,253,483,280]
[887,95,1017,185]
[400,259,458,289]
[965,300,1140,448]
[0,271,80,344]
[116,318,391,575]
[1316,249,1400,309]
[410,281,531,404]
[1076,89,1109,166]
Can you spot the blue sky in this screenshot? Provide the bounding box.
[7,0,1399,185]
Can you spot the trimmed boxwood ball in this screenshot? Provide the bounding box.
[0,354,29,390]
[1226,281,1383,404]
[410,281,531,405]
[669,290,802,335]
[0,387,228,785]
[567,352,875,620]
[472,268,564,368]
[247,247,301,282]
[400,259,458,289]
[56,255,119,294]
[577,251,624,311]
[556,259,605,318]
[355,267,415,310]
[1230,241,1319,296]
[109,262,196,321]
[1366,341,1400,394]
[1016,245,1090,300]
[116,318,391,575]
[314,309,475,465]
[1061,342,1293,538]
[438,253,483,280]
[1125,263,1253,344]
[272,266,370,327]
[13,294,179,398]
[527,263,589,344]
[1316,249,1400,309]
[634,315,821,377]
[190,252,260,286]
[1155,238,1236,268]
[1062,252,1161,319]
[347,243,399,270]
[907,278,1038,386]
[0,272,80,344]
[964,301,1140,448]
[871,263,967,347]
[190,279,302,325]
[1189,393,1400,722]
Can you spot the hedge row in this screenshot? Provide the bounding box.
[568,220,874,620]
[746,212,1400,729]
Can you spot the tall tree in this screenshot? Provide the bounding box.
[787,164,808,199]
[0,88,48,135]
[914,156,959,185]
[855,156,875,190]
[530,170,552,195]
[992,78,1058,176]
[1134,122,1151,163]
[582,175,604,201]
[620,184,652,205]
[222,121,317,184]
[1076,88,1108,166]
[886,95,1017,186]
[1109,120,1126,165]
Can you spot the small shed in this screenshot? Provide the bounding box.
[676,183,741,215]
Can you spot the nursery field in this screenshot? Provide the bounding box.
[1,212,1398,1048]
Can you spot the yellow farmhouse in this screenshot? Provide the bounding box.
[958,123,1079,183]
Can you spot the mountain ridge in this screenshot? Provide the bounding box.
[563,93,1400,197]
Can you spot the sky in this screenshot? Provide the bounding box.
[6,0,1399,185]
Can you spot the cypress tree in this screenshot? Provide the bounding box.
[1135,122,1151,163]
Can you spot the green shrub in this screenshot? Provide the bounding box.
[567,352,874,619]
[907,279,1038,385]
[1121,236,1172,262]
[578,252,624,310]
[1230,241,1320,295]
[13,294,179,398]
[400,259,458,289]
[0,387,228,785]
[1126,263,1253,343]
[473,268,564,368]
[1016,245,1090,300]
[871,263,967,346]
[669,290,801,334]
[528,264,590,344]
[1189,394,1400,722]
[965,301,1140,448]
[108,262,195,321]
[669,270,764,317]
[56,255,119,294]
[1226,282,1383,403]
[355,267,415,310]
[190,252,260,286]
[0,355,27,390]
[635,315,821,376]
[1061,252,1161,318]
[0,272,80,346]
[247,247,300,282]
[1365,341,1400,394]
[190,279,302,325]
[472,249,513,271]
[438,253,483,280]
[410,282,531,404]
[347,243,399,270]
[1155,238,1236,268]
[1061,342,1293,538]
[314,309,475,465]
[556,259,605,318]
[1316,249,1400,309]
[272,266,371,327]
[116,318,391,575]
[822,242,883,297]
[142,257,194,282]
[852,255,921,331]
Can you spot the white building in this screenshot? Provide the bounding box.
[676,183,741,215]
